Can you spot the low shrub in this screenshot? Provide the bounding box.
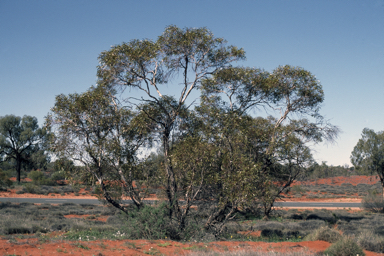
[304,226,341,243]
[357,231,384,253]
[28,170,54,186]
[261,229,283,238]
[298,220,325,230]
[120,203,200,241]
[306,211,336,223]
[0,169,12,190]
[324,236,365,256]
[120,203,176,240]
[290,185,307,194]
[361,191,384,213]
[22,183,42,194]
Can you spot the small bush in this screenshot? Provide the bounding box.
[291,185,307,194]
[357,231,384,253]
[0,169,12,190]
[23,183,42,194]
[298,220,325,230]
[361,191,384,213]
[28,170,54,186]
[324,236,365,256]
[120,203,177,240]
[304,226,341,243]
[306,211,336,224]
[120,203,200,241]
[261,229,283,238]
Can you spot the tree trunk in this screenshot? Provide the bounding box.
[162,128,180,220]
[16,157,21,184]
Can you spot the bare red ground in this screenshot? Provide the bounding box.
[0,238,381,256]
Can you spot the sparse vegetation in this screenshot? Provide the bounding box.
[304,226,342,243]
[324,236,365,256]
[2,201,384,254]
[361,190,384,213]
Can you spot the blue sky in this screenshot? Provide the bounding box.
[1,0,383,166]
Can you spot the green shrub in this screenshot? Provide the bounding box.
[261,228,283,238]
[304,226,341,243]
[23,183,42,194]
[120,203,175,240]
[291,185,307,194]
[120,203,199,241]
[357,231,384,253]
[324,236,365,256]
[28,170,54,186]
[361,191,384,213]
[0,169,12,190]
[50,171,65,183]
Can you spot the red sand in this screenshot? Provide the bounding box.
[0,238,381,256]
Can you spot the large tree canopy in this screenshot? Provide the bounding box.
[0,115,46,183]
[97,25,246,222]
[47,25,339,238]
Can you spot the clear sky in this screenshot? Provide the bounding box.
[1,0,383,166]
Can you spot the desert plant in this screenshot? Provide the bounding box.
[28,170,54,186]
[304,226,341,243]
[324,236,365,256]
[120,203,178,240]
[0,168,12,190]
[361,190,384,212]
[22,183,42,194]
[357,231,384,253]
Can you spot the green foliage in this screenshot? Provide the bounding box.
[361,190,384,213]
[304,226,342,243]
[305,162,359,180]
[324,236,365,256]
[28,170,54,185]
[0,168,12,190]
[46,85,151,211]
[0,115,47,183]
[357,231,384,253]
[120,203,187,240]
[46,25,339,238]
[351,128,384,187]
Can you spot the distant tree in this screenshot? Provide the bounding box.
[0,115,46,183]
[351,128,384,193]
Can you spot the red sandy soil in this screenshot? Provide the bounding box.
[1,237,381,256]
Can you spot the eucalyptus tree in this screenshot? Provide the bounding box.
[46,85,152,211]
[197,65,339,225]
[351,128,384,194]
[97,25,245,221]
[0,115,46,183]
